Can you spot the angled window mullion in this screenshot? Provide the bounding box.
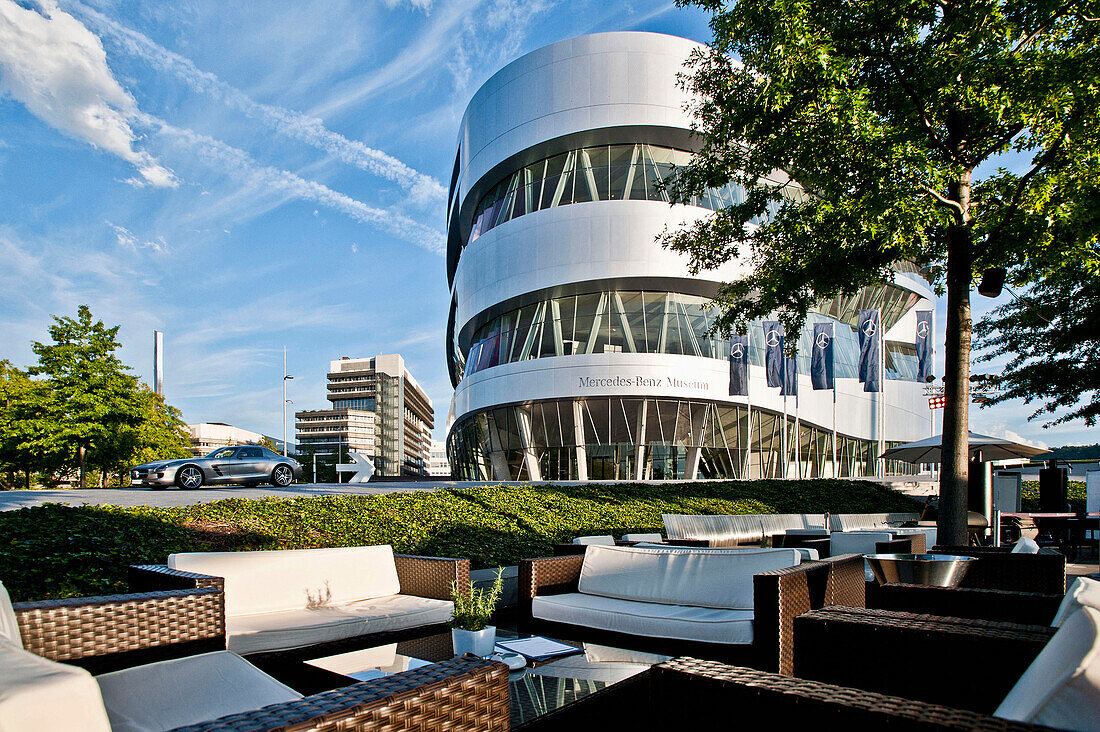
[657,293,671,353]
[551,151,576,208]
[679,299,703,356]
[612,291,637,353]
[519,302,546,360]
[584,292,608,354]
[580,148,599,201]
[551,298,564,357]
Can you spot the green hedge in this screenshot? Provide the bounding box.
[0,480,922,602]
[1020,480,1088,512]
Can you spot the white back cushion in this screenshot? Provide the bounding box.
[1012,537,1040,554]
[1052,577,1100,628]
[995,606,1100,728]
[622,533,663,543]
[577,545,801,610]
[169,546,400,617]
[830,532,894,557]
[572,535,615,546]
[0,581,20,648]
[0,638,111,732]
[96,651,300,732]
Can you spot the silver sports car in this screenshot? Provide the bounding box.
[130,446,303,489]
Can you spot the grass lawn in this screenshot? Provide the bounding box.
[0,479,923,601]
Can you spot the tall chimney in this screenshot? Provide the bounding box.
[153,330,163,396]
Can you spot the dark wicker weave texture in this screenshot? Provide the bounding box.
[794,606,1054,712]
[871,583,1063,625]
[14,588,224,663]
[644,657,1048,730]
[517,554,584,619]
[129,564,225,592]
[931,546,1067,594]
[170,656,509,732]
[394,554,470,600]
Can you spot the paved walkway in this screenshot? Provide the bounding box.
[0,481,512,511]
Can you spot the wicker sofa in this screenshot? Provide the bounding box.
[519,544,866,674]
[130,545,467,656]
[0,581,508,732]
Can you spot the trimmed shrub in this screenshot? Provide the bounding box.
[0,479,921,601]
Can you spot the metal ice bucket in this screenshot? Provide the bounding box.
[865,553,975,588]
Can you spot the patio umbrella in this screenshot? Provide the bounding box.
[881,432,1050,463]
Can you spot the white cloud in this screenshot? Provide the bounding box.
[384,0,434,11]
[970,421,1050,451]
[107,221,167,253]
[0,0,176,187]
[139,113,446,253]
[69,3,446,205]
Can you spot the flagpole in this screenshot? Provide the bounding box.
[794,375,801,478]
[878,307,885,478]
[745,369,752,479]
[832,380,838,478]
[782,393,788,479]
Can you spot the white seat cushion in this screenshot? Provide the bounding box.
[578,545,800,610]
[1012,537,1040,554]
[622,533,663,543]
[95,651,300,732]
[168,546,401,616]
[226,594,453,655]
[994,606,1100,729]
[0,638,111,732]
[573,535,615,545]
[1053,578,1100,628]
[532,593,754,645]
[0,581,20,647]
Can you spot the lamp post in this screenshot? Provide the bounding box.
[282,346,294,457]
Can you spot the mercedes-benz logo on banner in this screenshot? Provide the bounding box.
[916,321,930,338]
[815,332,831,350]
[731,342,745,359]
[765,329,781,347]
[862,319,877,337]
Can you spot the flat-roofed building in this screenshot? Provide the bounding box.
[428,440,451,477]
[187,422,265,456]
[296,354,433,476]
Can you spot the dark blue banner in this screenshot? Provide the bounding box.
[916,310,933,382]
[763,321,784,388]
[811,322,834,390]
[781,355,798,396]
[858,309,881,392]
[728,335,749,396]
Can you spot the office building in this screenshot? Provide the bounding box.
[428,440,451,477]
[296,354,433,476]
[444,32,933,481]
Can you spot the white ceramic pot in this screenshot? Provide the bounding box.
[452,626,496,657]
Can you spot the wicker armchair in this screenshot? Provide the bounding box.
[930,546,1067,594]
[130,551,469,659]
[869,583,1065,625]
[792,606,1056,713]
[514,657,1049,731]
[9,589,508,731]
[518,553,866,674]
[13,588,225,675]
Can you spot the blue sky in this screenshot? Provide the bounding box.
[0,0,1091,450]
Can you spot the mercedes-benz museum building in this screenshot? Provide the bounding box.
[444,32,933,481]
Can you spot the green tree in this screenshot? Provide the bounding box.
[0,361,57,489]
[256,435,280,452]
[30,306,144,488]
[108,386,192,486]
[975,260,1100,426]
[662,0,1100,544]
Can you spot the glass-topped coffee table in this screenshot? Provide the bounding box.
[271,629,667,728]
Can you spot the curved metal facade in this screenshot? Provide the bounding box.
[445,32,933,481]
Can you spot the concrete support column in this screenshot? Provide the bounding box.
[634,399,648,481]
[685,445,702,481]
[516,407,542,482]
[573,400,588,481]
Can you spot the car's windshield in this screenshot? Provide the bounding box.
[205,447,237,459]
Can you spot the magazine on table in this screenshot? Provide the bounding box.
[494,637,583,662]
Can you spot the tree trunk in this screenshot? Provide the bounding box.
[78,444,86,489]
[939,178,973,547]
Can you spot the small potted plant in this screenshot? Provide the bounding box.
[450,567,504,657]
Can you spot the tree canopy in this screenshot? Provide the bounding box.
[0,306,190,488]
[975,260,1100,426]
[663,0,1100,543]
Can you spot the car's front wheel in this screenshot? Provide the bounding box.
[271,464,294,487]
[175,465,205,490]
